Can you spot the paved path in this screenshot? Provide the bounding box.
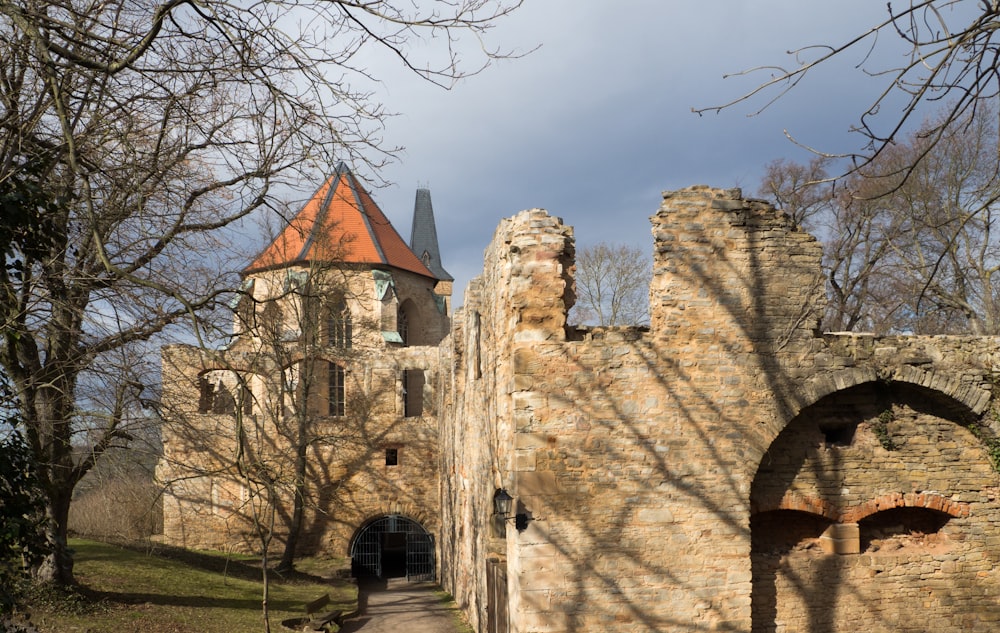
[338,578,468,633]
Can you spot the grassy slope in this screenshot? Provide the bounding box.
[25,540,356,633]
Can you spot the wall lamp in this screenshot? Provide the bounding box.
[493,488,514,517]
[493,488,531,531]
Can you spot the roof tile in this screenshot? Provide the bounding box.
[245,163,435,279]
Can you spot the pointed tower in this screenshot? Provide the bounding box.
[409,188,453,282]
[240,162,450,348]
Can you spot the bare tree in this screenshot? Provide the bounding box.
[758,157,833,232]
[759,105,1000,334]
[757,158,901,332]
[569,242,651,327]
[0,0,522,585]
[698,1,1000,178]
[164,257,406,630]
[874,106,1000,333]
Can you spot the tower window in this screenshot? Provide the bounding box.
[198,376,214,414]
[326,300,352,348]
[385,448,398,466]
[329,363,346,417]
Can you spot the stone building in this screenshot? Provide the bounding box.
[158,162,452,578]
[160,178,1000,632]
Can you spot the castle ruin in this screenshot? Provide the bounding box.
[159,176,1000,632]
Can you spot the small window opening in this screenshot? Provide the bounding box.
[385,448,398,466]
[821,424,856,447]
[198,376,214,413]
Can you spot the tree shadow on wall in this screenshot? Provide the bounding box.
[470,195,1000,633]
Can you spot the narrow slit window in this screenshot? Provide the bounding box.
[240,382,253,416]
[397,307,409,346]
[329,363,345,417]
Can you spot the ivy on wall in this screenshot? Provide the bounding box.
[872,409,897,451]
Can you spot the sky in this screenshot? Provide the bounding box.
[278,1,943,309]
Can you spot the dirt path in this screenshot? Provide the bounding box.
[337,578,468,633]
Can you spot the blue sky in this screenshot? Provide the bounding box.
[273,1,941,308]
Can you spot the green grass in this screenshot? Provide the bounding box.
[436,589,474,633]
[22,539,356,633]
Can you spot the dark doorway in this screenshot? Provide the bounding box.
[349,515,435,581]
[381,532,406,577]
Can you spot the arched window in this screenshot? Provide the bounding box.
[326,300,352,348]
[261,301,282,338]
[397,305,409,346]
[235,294,255,333]
[197,370,243,415]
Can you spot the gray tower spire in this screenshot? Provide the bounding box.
[409,188,453,281]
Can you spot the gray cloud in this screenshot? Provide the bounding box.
[306,2,922,307]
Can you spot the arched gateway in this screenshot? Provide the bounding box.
[349,515,435,581]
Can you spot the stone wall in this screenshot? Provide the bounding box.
[158,183,1000,632]
[439,187,1000,633]
[439,210,575,632]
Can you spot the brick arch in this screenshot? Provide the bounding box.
[370,498,436,530]
[754,492,971,524]
[349,506,434,538]
[195,366,256,415]
[841,492,970,523]
[751,492,838,520]
[796,366,990,422]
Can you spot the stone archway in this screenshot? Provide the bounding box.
[750,380,1000,633]
[349,514,435,581]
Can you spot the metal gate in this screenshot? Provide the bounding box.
[349,515,435,581]
[406,530,435,581]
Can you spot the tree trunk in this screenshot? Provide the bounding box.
[277,490,304,572]
[34,488,74,584]
[28,370,82,585]
[277,418,308,572]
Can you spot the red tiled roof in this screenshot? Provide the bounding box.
[245,164,435,278]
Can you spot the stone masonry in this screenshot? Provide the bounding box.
[160,182,1000,633]
[439,186,1000,633]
